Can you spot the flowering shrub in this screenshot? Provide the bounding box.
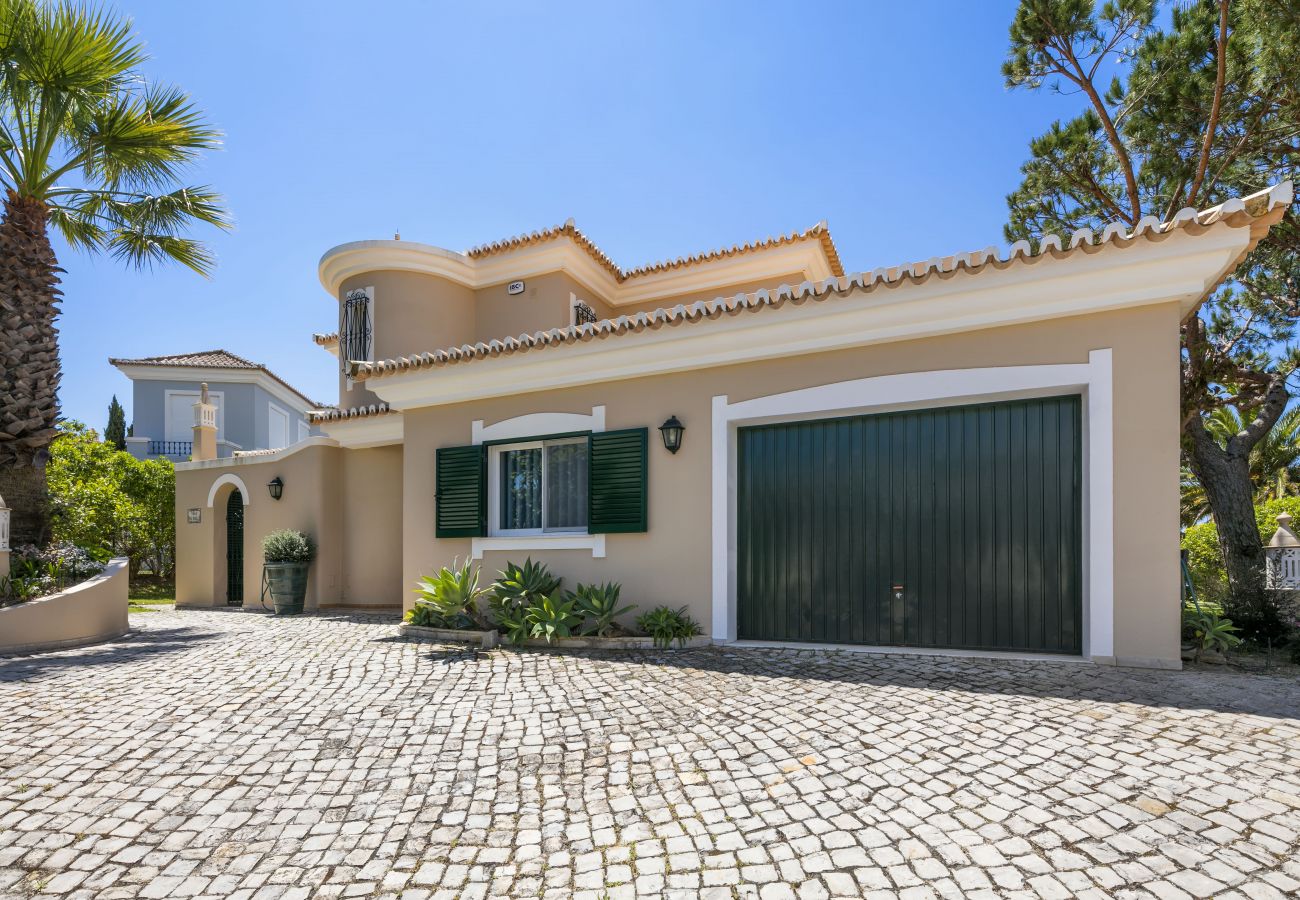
[1,542,105,605]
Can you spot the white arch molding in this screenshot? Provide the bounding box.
[206,473,252,508]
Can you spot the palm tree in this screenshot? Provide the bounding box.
[0,0,228,544]
[1181,405,1300,527]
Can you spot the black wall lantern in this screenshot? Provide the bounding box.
[658,416,685,454]
[267,476,284,501]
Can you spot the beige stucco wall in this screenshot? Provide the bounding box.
[400,303,1181,665]
[337,270,477,408]
[339,445,404,605]
[329,266,821,411]
[175,441,403,610]
[0,557,129,655]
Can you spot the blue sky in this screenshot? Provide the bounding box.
[59,0,1080,430]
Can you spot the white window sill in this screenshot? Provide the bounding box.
[471,534,606,559]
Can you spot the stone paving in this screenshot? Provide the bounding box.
[1,610,1299,900]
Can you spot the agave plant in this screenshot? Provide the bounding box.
[411,558,489,629]
[490,558,561,619]
[1182,605,1243,661]
[570,582,634,637]
[525,593,583,644]
[635,605,703,650]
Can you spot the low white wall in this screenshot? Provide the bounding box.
[0,557,130,655]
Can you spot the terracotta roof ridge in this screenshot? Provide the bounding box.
[108,348,258,368]
[109,348,325,410]
[348,181,1292,384]
[463,218,843,282]
[621,222,845,280]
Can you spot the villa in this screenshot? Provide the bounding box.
[173,183,1293,668]
[110,349,321,460]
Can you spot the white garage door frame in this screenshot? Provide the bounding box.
[710,348,1114,661]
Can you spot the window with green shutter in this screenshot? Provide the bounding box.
[437,427,649,540]
[588,428,648,533]
[435,445,486,538]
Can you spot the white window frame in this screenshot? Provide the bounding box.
[267,402,291,450]
[569,291,598,327]
[487,436,589,537]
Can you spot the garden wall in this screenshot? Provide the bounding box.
[0,557,129,655]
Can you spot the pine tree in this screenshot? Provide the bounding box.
[1002,0,1300,626]
[105,395,126,450]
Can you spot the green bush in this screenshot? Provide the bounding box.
[1182,605,1243,659]
[636,605,703,649]
[1182,495,1300,603]
[570,581,634,637]
[262,529,316,563]
[46,421,175,581]
[410,559,488,629]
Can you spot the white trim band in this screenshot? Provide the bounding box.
[470,534,606,560]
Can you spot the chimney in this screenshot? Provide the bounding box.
[192,383,218,461]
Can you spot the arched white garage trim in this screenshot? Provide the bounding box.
[207,473,251,508]
[711,349,1114,662]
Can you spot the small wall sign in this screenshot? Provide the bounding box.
[507,280,525,295]
[187,508,202,524]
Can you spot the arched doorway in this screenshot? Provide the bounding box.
[225,489,244,606]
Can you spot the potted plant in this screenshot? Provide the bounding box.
[261,529,316,615]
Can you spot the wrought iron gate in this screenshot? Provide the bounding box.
[226,490,244,606]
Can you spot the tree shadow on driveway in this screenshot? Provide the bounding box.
[0,625,222,683]
[479,643,1300,721]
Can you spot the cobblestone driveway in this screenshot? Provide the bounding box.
[1,610,1299,900]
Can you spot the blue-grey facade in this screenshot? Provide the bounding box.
[110,351,322,462]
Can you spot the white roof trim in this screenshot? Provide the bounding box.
[318,237,835,309]
[365,222,1253,411]
[113,364,317,416]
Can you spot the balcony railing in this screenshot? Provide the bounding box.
[148,440,192,458]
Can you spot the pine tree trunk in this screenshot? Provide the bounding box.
[0,191,62,546]
[1185,421,1265,606]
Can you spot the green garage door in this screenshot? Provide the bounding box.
[737,396,1082,653]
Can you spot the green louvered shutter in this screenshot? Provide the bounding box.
[435,445,487,538]
[589,428,648,533]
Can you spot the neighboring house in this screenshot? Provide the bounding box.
[109,349,322,461]
[173,183,1293,670]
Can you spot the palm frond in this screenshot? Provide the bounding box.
[0,0,227,273]
[107,229,216,276]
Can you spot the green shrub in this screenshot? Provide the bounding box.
[570,581,634,637]
[526,593,583,644]
[636,605,703,649]
[1182,496,1300,641]
[411,559,488,629]
[262,529,316,563]
[490,558,561,621]
[1182,605,1243,660]
[1183,496,1300,598]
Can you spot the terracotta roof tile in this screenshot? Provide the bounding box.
[352,183,1293,383]
[308,402,395,423]
[109,348,323,408]
[466,218,844,282]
